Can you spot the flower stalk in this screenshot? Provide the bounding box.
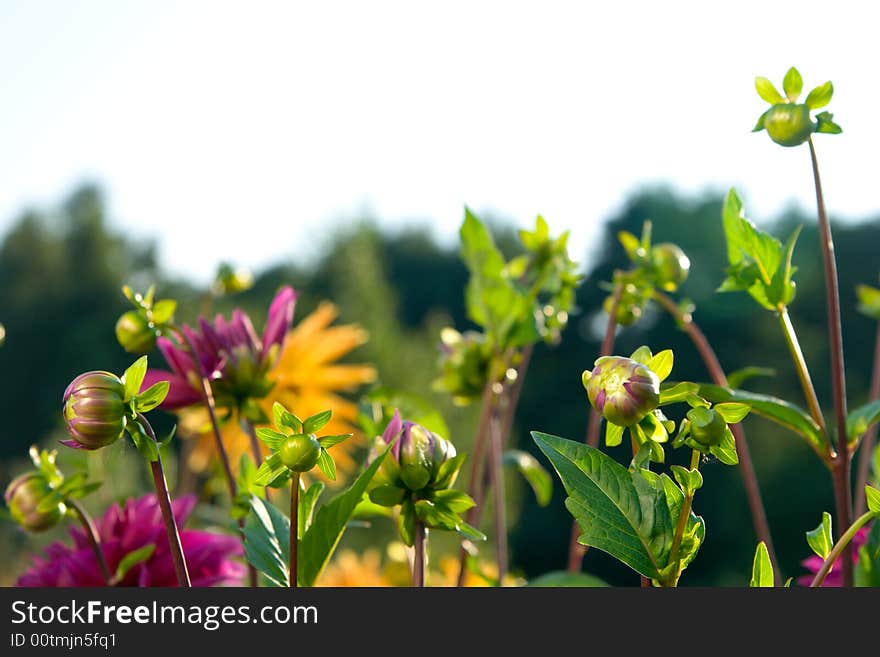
[412,522,426,587]
[854,323,880,517]
[67,499,111,585]
[289,473,299,588]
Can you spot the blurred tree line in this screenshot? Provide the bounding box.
[1,184,878,586]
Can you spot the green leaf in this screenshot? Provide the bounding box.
[503,449,553,507]
[630,345,653,364]
[750,541,774,587]
[150,299,177,324]
[272,402,302,433]
[726,366,775,389]
[647,350,673,382]
[431,488,476,514]
[528,571,609,587]
[304,410,332,434]
[806,512,833,559]
[122,356,149,402]
[298,440,393,585]
[805,81,833,109]
[532,432,680,580]
[134,381,169,413]
[243,495,290,587]
[398,498,416,546]
[854,521,880,587]
[767,225,801,306]
[697,383,826,455]
[709,427,739,466]
[460,208,537,348]
[867,485,880,514]
[714,402,751,424]
[752,108,770,133]
[782,67,803,101]
[659,382,700,405]
[316,448,336,481]
[113,544,156,584]
[36,490,64,513]
[618,231,642,261]
[815,111,842,134]
[755,76,785,104]
[846,400,880,445]
[670,465,703,494]
[128,420,159,462]
[298,481,324,538]
[256,427,287,450]
[369,484,407,507]
[856,284,880,320]
[605,422,625,448]
[319,434,353,449]
[433,453,466,490]
[254,452,288,486]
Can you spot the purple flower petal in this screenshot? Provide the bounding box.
[261,286,297,361]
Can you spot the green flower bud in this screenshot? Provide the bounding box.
[279,434,322,472]
[687,407,728,447]
[115,311,158,354]
[763,103,814,148]
[582,356,660,426]
[604,292,641,326]
[397,422,457,492]
[434,329,492,404]
[651,243,690,291]
[4,473,64,532]
[62,372,128,450]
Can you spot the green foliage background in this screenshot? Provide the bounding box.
[1,183,878,586]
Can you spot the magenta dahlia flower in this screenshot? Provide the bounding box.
[17,494,245,587]
[797,524,871,587]
[142,286,296,409]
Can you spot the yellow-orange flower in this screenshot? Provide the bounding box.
[316,549,391,587]
[180,302,376,479]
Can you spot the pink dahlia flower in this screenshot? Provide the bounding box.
[17,494,245,587]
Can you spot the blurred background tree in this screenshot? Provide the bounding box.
[1,183,878,585]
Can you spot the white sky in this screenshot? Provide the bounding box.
[1,1,878,283]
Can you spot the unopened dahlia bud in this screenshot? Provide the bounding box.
[762,104,814,147]
[686,407,727,447]
[651,243,690,291]
[279,433,322,472]
[62,372,128,449]
[115,311,158,354]
[396,422,457,492]
[4,474,63,532]
[582,356,660,426]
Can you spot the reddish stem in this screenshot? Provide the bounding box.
[854,322,880,517]
[68,499,112,585]
[413,522,426,587]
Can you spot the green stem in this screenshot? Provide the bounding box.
[487,407,508,585]
[138,415,191,587]
[68,499,111,585]
[809,510,875,587]
[289,473,299,588]
[667,449,701,586]
[567,279,623,573]
[808,137,853,586]
[855,322,880,517]
[777,307,828,437]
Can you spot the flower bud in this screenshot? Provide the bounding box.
[62,372,128,449]
[115,311,157,354]
[397,422,457,492]
[582,356,660,426]
[763,103,814,147]
[651,243,690,291]
[434,329,492,403]
[4,474,64,532]
[279,434,322,472]
[687,407,727,447]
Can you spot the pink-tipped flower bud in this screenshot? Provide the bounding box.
[62,372,128,449]
[582,356,660,427]
[396,422,457,492]
[4,474,63,532]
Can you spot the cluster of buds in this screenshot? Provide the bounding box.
[753,67,841,148]
[367,411,483,546]
[433,329,495,405]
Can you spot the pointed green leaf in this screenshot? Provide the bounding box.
[304,410,332,434]
[605,421,625,447]
[298,481,324,538]
[726,366,776,389]
[532,432,678,580]
[647,350,673,382]
[670,465,703,494]
[272,402,302,433]
[369,484,407,507]
[846,400,880,446]
[319,434,353,449]
[150,299,177,324]
[316,448,336,481]
[36,491,64,513]
[243,495,290,587]
[755,77,785,104]
[298,440,393,585]
[750,541,774,587]
[431,488,476,514]
[806,512,833,559]
[815,111,842,134]
[856,284,880,320]
[128,420,159,462]
[630,345,653,364]
[134,381,169,413]
[256,427,287,450]
[659,382,700,405]
[254,452,287,486]
[805,81,833,109]
[752,108,771,133]
[782,67,803,101]
[867,485,880,514]
[113,544,156,584]
[502,449,553,506]
[122,356,149,402]
[709,427,739,466]
[714,402,751,424]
